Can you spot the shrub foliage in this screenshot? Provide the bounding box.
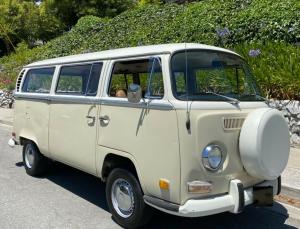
[0,0,299,99]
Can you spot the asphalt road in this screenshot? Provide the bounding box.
[0,124,300,229]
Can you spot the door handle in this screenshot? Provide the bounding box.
[99,115,110,125]
[86,115,96,125]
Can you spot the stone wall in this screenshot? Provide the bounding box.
[270,100,300,146]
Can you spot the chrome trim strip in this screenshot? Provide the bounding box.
[14,93,98,104]
[100,98,174,110]
[14,93,174,110]
[14,93,50,101]
[50,95,99,104]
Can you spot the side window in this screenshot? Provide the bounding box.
[22,68,55,93]
[56,63,102,96]
[86,63,103,96]
[108,58,164,98]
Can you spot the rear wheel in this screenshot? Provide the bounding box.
[106,168,153,229]
[22,142,48,176]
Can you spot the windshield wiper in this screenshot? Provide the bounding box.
[254,94,270,104]
[249,94,270,104]
[204,91,240,105]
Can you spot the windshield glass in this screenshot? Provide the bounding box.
[171,50,263,102]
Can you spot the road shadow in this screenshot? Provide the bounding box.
[45,162,108,211]
[19,161,296,229]
[144,203,295,229]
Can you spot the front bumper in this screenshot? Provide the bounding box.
[144,178,279,217]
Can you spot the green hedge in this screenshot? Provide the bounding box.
[234,43,300,99]
[1,0,300,98]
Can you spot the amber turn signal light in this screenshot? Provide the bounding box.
[159,179,170,190]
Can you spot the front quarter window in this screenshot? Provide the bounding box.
[171,50,262,102]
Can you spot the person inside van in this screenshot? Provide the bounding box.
[115,89,127,98]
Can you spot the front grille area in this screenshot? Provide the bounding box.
[223,117,245,131]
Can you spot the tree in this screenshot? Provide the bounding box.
[43,0,137,28]
[0,0,64,57]
[0,0,19,54]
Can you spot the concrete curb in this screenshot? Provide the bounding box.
[281,185,300,200]
[282,184,300,193]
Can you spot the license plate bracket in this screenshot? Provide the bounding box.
[253,186,273,206]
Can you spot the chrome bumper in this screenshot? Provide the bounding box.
[144,178,279,217]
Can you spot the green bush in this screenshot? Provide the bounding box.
[0,0,300,98]
[233,42,300,99]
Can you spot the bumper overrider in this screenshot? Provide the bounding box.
[144,178,280,217]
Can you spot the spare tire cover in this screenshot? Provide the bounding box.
[239,108,290,180]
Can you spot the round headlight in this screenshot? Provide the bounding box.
[202,145,223,171]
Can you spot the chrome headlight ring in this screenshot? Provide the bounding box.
[202,144,225,171]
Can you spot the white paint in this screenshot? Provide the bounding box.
[239,108,290,180]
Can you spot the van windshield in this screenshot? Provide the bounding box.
[171,50,263,102]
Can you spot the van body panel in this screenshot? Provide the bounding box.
[14,97,50,156]
[49,101,98,175]
[175,106,267,204]
[95,56,181,204]
[97,102,180,203]
[13,99,27,142]
[95,146,146,190]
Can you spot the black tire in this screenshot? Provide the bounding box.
[22,142,48,176]
[106,168,153,229]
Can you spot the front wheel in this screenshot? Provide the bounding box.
[22,142,48,176]
[106,168,153,229]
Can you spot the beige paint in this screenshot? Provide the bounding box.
[97,104,180,203]
[175,109,263,204]
[14,99,50,156]
[49,102,98,175]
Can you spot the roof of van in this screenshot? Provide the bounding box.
[25,43,240,68]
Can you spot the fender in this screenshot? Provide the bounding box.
[95,145,147,194]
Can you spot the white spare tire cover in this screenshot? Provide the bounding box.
[239,108,290,180]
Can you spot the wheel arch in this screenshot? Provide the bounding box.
[100,152,147,194]
[19,135,38,147]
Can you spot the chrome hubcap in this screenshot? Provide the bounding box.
[25,146,34,169]
[111,178,135,218]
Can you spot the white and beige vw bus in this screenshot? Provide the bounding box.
[9,43,290,228]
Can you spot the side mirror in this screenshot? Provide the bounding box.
[127,83,142,103]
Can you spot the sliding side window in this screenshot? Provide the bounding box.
[22,67,55,93]
[56,63,102,96]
